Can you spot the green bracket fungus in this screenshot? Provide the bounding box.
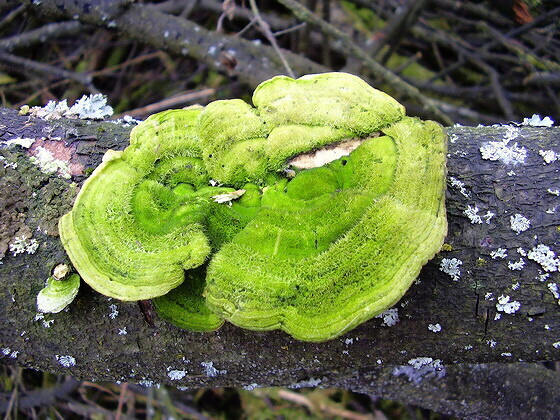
[59,72,447,341]
[37,274,80,314]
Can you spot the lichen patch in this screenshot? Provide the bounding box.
[9,235,39,256]
[393,358,445,384]
[547,283,560,305]
[27,94,113,120]
[510,214,531,235]
[522,114,554,127]
[496,295,521,314]
[440,258,462,281]
[201,361,227,377]
[491,248,508,259]
[167,369,187,380]
[428,323,442,333]
[479,127,527,165]
[28,139,85,177]
[448,176,470,198]
[528,244,559,272]
[463,204,494,224]
[56,354,76,367]
[376,308,399,327]
[539,149,559,164]
[2,137,36,149]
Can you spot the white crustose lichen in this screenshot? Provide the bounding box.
[9,236,39,256]
[479,127,527,166]
[375,308,399,327]
[496,295,521,314]
[547,283,560,305]
[528,244,559,272]
[440,258,462,281]
[167,369,187,380]
[449,176,470,198]
[428,323,442,333]
[508,259,525,271]
[522,114,554,127]
[539,149,559,164]
[510,214,531,235]
[491,248,508,259]
[56,355,76,367]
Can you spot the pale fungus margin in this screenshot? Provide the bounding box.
[57,72,447,342]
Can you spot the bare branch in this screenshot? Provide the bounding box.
[249,0,295,78]
[274,0,453,125]
[0,50,97,93]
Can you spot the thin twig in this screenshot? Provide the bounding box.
[113,87,216,118]
[393,51,422,75]
[485,65,515,121]
[155,0,291,32]
[524,72,560,86]
[505,6,560,39]
[410,22,522,120]
[235,17,258,38]
[428,0,510,26]
[249,0,295,77]
[370,0,429,59]
[115,382,128,420]
[274,0,453,124]
[321,0,331,67]
[0,4,26,28]
[0,21,83,50]
[479,21,560,72]
[0,50,97,92]
[273,22,306,37]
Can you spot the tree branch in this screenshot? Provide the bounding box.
[275,0,453,125]
[25,0,327,89]
[0,109,559,417]
[0,51,97,93]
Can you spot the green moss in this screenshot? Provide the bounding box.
[59,72,447,341]
[441,243,453,252]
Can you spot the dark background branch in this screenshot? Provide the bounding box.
[0,0,551,124]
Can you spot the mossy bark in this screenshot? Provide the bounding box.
[1,108,559,418]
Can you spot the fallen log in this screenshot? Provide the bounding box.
[0,107,558,418]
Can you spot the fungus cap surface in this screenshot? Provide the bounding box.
[59,72,446,340]
[37,274,80,313]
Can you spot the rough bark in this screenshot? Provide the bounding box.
[0,107,559,418]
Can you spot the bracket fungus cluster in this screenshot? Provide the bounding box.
[59,73,447,341]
